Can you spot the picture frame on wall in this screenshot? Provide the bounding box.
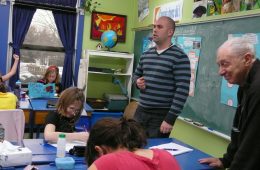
[90,11,127,42]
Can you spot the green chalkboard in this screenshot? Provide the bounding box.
[132,15,260,136]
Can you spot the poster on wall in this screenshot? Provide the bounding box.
[142,35,202,96]
[153,0,183,23]
[138,0,149,22]
[220,33,260,107]
[193,0,207,18]
[90,11,127,42]
[174,36,202,96]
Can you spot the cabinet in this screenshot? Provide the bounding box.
[84,50,134,104]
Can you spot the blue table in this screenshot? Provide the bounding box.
[146,138,213,170]
[15,138,213,170]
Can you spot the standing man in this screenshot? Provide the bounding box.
[133,16,191,138]
[199,37,260,169]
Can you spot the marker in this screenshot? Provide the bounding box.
[184,118,192,122]
[163,148,178,151]
[193,122,204,127]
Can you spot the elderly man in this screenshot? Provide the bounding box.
[199,37,260,169]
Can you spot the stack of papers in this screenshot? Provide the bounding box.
[51,141,86,152]
[149,142,193,155]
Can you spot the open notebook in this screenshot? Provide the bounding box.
[149,142,193,156]
[28,82,55,98]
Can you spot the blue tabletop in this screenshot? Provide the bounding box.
[18,138,213,170]
[147,138,213,170]
[23,139,85,165]
[29,98,93,112]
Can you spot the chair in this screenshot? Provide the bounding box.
[123,100,138,120]
[0,109,25,144]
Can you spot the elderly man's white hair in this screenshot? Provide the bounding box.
[218,37,255,59]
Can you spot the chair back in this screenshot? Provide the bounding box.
[0,109,25,144]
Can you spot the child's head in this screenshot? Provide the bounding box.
[44,65,60,84]
[85,118,147,165]
[56,87,85,120]
[0,82,7,93]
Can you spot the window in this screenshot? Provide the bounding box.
[20,9,64,83]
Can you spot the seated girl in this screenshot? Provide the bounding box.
[44,87,89,143]
[85,118,181,170]
[0,81,18,109]
[37,65,62,95]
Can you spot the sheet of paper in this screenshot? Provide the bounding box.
[149,142,193,155]
[51,141,86,152]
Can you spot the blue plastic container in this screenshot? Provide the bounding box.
[91,111,123,127]
[55,157,75,170]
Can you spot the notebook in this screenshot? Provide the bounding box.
[28,82,55,99]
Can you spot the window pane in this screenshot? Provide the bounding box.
[23,9,63,47]
[21,9,64,84]
[20,50,64,84]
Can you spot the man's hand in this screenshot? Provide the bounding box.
[160,121,173,134]
[199,157,224,169]
[136,77,146,89]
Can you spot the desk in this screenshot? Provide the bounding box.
[23,139,84,165]
[146,138,213,170]
[18,138,213,170]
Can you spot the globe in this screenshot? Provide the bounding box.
[101,30,118,49]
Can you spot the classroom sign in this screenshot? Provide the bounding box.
[220,33,260,107]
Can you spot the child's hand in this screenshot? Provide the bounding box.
[13,54,20,61]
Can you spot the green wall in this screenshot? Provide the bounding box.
[171,119,229,157]
[132,0,260,29]
[82,0,135,53]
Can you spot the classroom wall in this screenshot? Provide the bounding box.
[81,0,135,53]
[132,0,260,29]
[131,0,260,156]
[171,118,229,157]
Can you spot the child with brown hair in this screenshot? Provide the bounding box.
[37,65,62,94]
[86,118,180,170]
[44,87,89,143]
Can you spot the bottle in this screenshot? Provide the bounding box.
[0,123,5,142]
[14,80,21,100]
[56,133,66,158]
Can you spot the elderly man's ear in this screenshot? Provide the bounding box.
[243,53,254,66]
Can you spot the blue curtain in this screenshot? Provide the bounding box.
[30,0,77,89]
[9,5,36,89]
[52,0,77,89]
[10,0,77,89]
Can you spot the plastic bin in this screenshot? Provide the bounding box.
[91,111,123,127]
